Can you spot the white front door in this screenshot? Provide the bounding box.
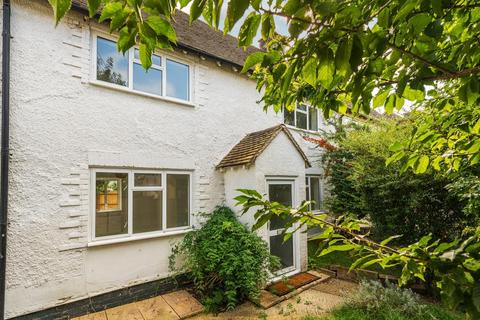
[267,180,297,276]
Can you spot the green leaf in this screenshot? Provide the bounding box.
[349,254,375,272]
[408,13,431,34]
[241,52,266,73]
[139,42,153,69]
[318,49,335,89]
[415,155,430,174]
[225,0,250,33]
[377,8,390,28]
[394,0,416,23]
[99,2,123,23]
[117,26,137,53]
[87,0,101,17]
[146,16,177,42]
[238,12,261,48]
[386,150,405,166]
[302,58,317,87]
[48,0,72,25]
[380,235,403,246]
[335,38,352,76]
[319,244,356,256]
[261,14,275,40]
[349,35,363,71]
[389,141,403,152]
[190,0,208,23]
[373,89,389,108]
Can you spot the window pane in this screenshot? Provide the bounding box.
[284,108,295,126]
[134,49,161,66]
[133,191,163,233]
[296,111,307,129]
[309,107,318,131]
[309,177,322,210]
[95,172,128,237]
[96,37,129,86]
[133,63,162,95]
[270,234,294,270]
[166,59,189,100]
[134,173,162,187]
[297,104,307,112]
[269,184,293,230]
[167,174,190,228]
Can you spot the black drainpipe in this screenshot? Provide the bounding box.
[0,0,11,318]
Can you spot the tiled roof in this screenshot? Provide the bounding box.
[216,124,311,169]
[70,0,260,67]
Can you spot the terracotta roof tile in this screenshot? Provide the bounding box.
[70,0,260,66]
[216,124,311,169]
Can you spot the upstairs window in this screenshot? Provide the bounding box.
[284,104,319,131]
[95,36,191,102]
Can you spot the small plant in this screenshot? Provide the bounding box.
[345,280,425,318]
[169,206,279,312]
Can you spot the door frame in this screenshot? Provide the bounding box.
[266,178,301,280]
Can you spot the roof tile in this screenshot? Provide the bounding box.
[216,125,311,169]
[70,0,260,66]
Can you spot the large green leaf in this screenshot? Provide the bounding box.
[238,12,261,48]
[241,52,267,73]
[225,0,250,32]
[146,16,177,42]
[87,0,101,17]
[48,0,72,25]
[190,0,208,23]
[99,2,123,23]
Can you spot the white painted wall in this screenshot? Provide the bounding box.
[3,0,327,317]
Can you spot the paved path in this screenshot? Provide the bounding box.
[73,290,204,320]
[191,279,357,320]
[74,278,357,320]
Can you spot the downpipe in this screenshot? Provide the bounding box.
[0,0,11,318]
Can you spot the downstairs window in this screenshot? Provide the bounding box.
[93,170,191,240]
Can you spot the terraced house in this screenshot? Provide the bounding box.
[0,0,331,318]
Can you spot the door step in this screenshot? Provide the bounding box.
[256,271,332,309]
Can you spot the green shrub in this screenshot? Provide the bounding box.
[302,281,462,320]
[168,206,279,312]
[323,119,471,244]
[340,280,461,320]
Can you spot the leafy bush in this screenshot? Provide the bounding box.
[169,206,279,312]
[301,281,462,320]
[323,119,471,244]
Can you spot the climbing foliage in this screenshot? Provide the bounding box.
[168,206,279,312]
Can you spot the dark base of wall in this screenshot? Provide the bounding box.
[10,274,192,320]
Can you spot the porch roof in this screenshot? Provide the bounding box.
[216,124,311,169]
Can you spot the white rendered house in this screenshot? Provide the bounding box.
[0,0,331,318]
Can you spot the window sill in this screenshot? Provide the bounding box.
[89,80,196,108]
[88,228,191,247]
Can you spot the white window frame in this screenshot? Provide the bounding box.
[89,168,193,246]
[283,103,320,132]
[90,32,194,107]
[305,175,324,212]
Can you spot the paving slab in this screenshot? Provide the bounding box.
[136,296,180,320]
[105,303,144,320]
[163,290,204,319]
[74,311,108,320]
[311,278,358,297]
